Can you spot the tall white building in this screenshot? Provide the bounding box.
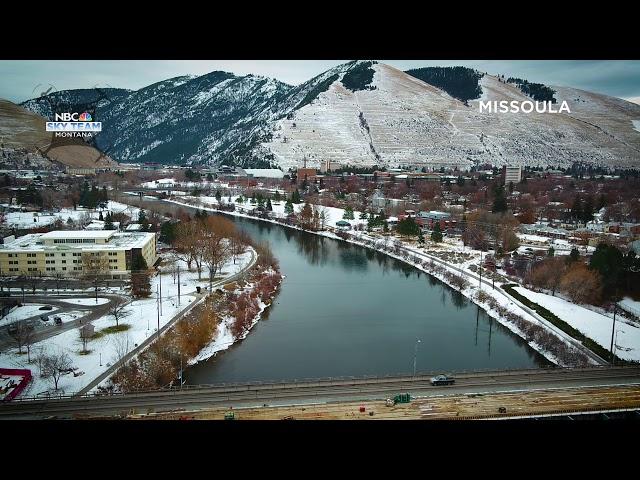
[504,165,522,184]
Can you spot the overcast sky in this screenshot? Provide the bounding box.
[0,60,639,104]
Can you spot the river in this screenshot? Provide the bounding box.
[181,213,551,384]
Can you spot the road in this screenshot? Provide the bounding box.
[0,293,126,351]
[1,366,639,419]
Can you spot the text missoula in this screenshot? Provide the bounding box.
[479,100,571,114]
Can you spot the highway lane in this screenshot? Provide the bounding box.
[2,366,639,419]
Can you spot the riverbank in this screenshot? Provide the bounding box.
[188,266,283,366]
[165,196,598,368]
[4,250,256,398]
[103,243,284,393]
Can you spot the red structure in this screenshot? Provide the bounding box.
[0,368,32,402]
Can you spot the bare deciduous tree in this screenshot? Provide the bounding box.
[41,350,72,391]
[200,217,234,290]
[13,321,35,361]
[112,332,132,365]
[174,221,200,272]
[82,252,110,303]
[109,297,132,327]
[229,230,249,265]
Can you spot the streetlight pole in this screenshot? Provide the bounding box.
[413,339,421,377]
[177,265,181,307]
[609,301,618,365]
[479,250,483,290]
[156,285,160,338]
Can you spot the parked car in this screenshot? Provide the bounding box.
[430,374,455,386]
[54,317,63,325]
[39,305,53,311]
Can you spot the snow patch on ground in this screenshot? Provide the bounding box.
[189,274,283,366]
[514,287,640,362]
[0,304,55,327]
[59,298,110,306]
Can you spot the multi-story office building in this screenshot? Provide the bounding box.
[0,230,157,279]
[504,165,522,184]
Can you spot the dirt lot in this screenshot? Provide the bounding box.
[130,385,640,420]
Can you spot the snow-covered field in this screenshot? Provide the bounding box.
[0,304,55,327]
[514,287,640,362]
[59,298,110,306]
[3,251,254,397]
[620,297,640,318]
[196,195,369,231]
[517,233,550,244]
[3,200,143,229]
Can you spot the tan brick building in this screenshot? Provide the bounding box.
[0,230,157,279]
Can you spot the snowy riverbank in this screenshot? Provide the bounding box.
[166,196,602,367]
[188,267,284,366]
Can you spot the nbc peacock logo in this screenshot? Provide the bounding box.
[78,112,92,121]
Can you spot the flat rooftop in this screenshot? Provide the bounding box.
[0,231,155,252]
[40,230,115,240]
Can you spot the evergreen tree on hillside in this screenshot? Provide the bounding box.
[405,66,483,102]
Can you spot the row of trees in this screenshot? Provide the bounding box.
[173,216,249,289]
[527,255,602,304]
[526,242,640,304]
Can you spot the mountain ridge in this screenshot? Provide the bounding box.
[12,61,640,170]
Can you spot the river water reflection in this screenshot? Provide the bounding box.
[185,215,550,384]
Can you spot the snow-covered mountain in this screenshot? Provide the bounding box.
[264,63,640,170]
[17,61,640,170]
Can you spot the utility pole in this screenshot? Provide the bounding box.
[479,250,483,290]
[413,339,421,377]
[156,285,160,338]
[177,265,181,306]
[159,270,162,316]
[610,301,618,365]
[475,305,480,346]
[488,316,493,356]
